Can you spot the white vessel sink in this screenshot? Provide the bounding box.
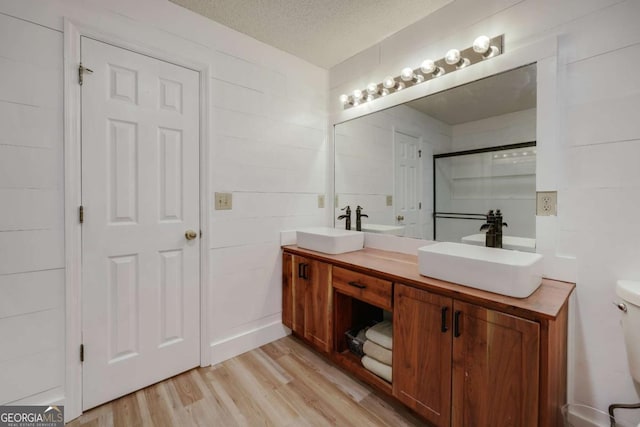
[418,242,543,298]
[360,224,405,235]
[296,227,364,255]
[461,233,536,253]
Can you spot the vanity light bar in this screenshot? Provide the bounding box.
[339,35,504,109]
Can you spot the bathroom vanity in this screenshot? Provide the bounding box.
[282,245,574,427]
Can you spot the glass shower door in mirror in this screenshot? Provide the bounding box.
[434,143,536,249]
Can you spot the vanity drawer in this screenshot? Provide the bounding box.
[333,267,392,311]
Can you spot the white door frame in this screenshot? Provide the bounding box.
[63,18,211,421]
[392,127,424,238]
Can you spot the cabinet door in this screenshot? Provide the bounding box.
[304,259,332,352]
[282,253,293,329]
[393,284,453,426]
[452,300,540,427]
[291,256,307,336]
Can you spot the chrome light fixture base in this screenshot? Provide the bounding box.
[339,34,504,109]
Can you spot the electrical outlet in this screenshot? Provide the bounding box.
[317,194,325,208]
[215,192,232,210]
[386,195,393,206]
[536,191,557,216]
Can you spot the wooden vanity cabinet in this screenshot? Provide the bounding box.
[282,253,332,353]
[282,246,573,426]
[393,283,540,427]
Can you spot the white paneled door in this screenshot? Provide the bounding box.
[394,131,421,238]
[80,37,200,410]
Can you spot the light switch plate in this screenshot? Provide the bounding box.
[215,192,232,210]
[317,194,325,209]
[386,195,393,206]
[536,191,557,216]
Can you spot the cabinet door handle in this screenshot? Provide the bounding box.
[297,263,309,280]
[454,310,462,338]
[347,281,366,289]
[441,307,449,333]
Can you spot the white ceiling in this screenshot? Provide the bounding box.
[169,0,453,69]
[406,64,537,125]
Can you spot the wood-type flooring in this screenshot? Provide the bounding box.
[67,335,423,426]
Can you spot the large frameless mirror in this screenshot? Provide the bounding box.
[334,63,537,246]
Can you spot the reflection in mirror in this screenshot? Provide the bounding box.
[334,63,537,244]
[434,143,536,251]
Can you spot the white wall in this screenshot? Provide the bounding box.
[334,104,450,238]
[0,12,65,406]
[0,0,327,412]
[329,0,640,419]
[451,108,536,150]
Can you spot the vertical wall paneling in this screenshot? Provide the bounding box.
[0,10,64,408]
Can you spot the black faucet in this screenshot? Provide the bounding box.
[480,210,496,247]
[480,209,508,248]
[355,206,368,231]
[337,206,351,230]
[494,209,508,248]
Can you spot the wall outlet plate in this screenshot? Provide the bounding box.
[386,195,393,206]
[536,191,557,216]
[317,194,325,209]
[215,192,232,210]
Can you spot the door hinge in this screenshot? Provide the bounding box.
[418,150,422,158]
[80,344,85,362]
[79,205,84,224]
[78,63,93,86]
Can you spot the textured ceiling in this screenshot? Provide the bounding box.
[169,0,453,69]
[406,64,537,125]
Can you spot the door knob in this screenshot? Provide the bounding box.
[185,230,198,240]
[397,215,404,221]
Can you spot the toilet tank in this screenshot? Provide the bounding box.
[617,280,640,383]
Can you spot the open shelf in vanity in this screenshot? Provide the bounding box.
[333,290,392,394]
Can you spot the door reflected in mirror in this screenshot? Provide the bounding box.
[334,63,537,246]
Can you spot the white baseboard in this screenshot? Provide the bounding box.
[209,318,290,366]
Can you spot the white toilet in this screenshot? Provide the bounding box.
[616,280,640,383]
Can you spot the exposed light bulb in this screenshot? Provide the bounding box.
[339,94,349,104]
[473,36,490,53]
[382,76,396,89]
[400,67,415,82]
[445,49,460,65]
[352,89,363,100]
[421,59,436,74]
[473,35,499,58]
[352,98,361,106]
[381,88,389,96]
[421,59,444,77]
[445,48,470,69]
[366,83,378,95]
[366,94,375,102]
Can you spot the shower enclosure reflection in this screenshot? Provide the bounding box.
[433,143,536,248]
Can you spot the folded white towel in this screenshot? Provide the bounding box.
[363,340,392,366]
[362,355,392,383]
[365,320,393,350]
